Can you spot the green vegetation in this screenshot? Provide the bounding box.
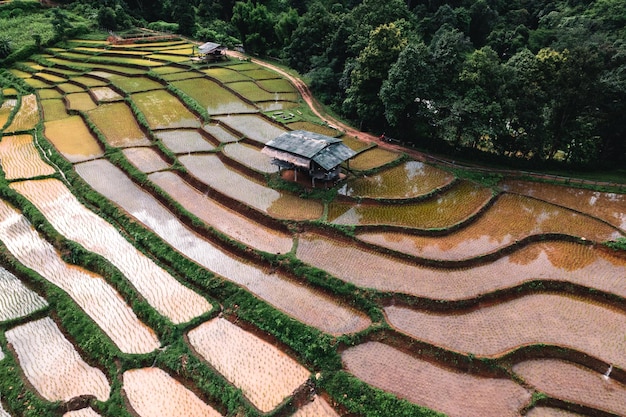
[604,237,626,252]
[4,0,625,172]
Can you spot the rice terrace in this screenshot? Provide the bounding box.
[1,33,626,417]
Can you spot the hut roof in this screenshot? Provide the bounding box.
[262,130,356,171]
[198,41,225,54]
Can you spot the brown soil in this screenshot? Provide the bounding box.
[342,341,531,417]
[385,293,626,370]
[514,359,626,416]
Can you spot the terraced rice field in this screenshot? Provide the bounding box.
[0,134,55,179]
[149,171,292,253]
[1,37,625,417]
[513,359,626,416]
[223,142,278,173]
[214,114,287,144]
[385,293,626,369]
[338,160,454,199]
[87,102,150,147]
[0,266,47,323]
[342,341,532,417]
[43,116,104,162]
[40,98,69,121]
[297,235,626,300]
[503,179,626,231]
[4,94,39,133]
[155,129,215,153]
[0,200,159,354]
[180,154,323,220]
[5,317,110,402]
[11,178,212,324]
[328,180,492,228]
[74,159,369,335]
[131,89,200,129]
[188,318,310,413]
[358,192,622,260]
[172,78,257,114]
[122,147,170,173]
[123,368,222,417]
[90,86,123,102]
[66,92,98,111]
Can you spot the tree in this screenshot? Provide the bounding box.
[98,7,118,31]
[343,21,408,129]
[502,48,547,157]
[286,1,337,73]
[380,41,434,134]
[172,0,196,36]
[51,8,69,40]
[232,1,277,55]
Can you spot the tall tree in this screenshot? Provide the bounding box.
[172,0,196,36]
[343,21,408,129]
[380,41,435,136]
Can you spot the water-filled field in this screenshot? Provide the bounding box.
[1,37,625,417]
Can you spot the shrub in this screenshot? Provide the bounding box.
[147,21,179,33]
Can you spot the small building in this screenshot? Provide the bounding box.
[198,41,227,60]
[262,130,356,185]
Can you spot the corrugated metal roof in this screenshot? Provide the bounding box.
[263,130,355,171]
[198,42,223,54]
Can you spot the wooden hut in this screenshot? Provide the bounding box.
[198,41,227,60]
[262,130,356,185]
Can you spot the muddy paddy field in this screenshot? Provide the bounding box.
[0,37,625,417]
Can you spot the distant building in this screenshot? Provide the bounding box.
[262,130,356,185]
[198,41,227,60]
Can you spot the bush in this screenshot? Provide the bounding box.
[147,20,179,33]
[604,237,626,251]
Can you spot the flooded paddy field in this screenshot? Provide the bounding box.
[87,102,150,147]
[2,37,625,417]
[172,78,257,114]
[180,153,323,220]
[11,178,212,324]
[297,234,626,300]
[4,94,39,133]
[43,116,104,162]
[0,266,47,323]
[513,359,626,416]
[222,142,278,174]
[131,90,200,129]
[40,98,68,121]
[328,181,492,228]
[123,368,222,417]
[214,114,287,144]
[188,318,310,413]
[0,199,160,354]
[149,170,291,253]
[155,129,215,153]
[503,179,626,231]
[122,147,170,173]
[342,341,531,417]
[358,192,622,260]
[6,317,111,402]
[0,134,55,180]
[338,160,454,199]
[75,159,369,335]
[385,293,626,369]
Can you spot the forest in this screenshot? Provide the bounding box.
[2,0,626,169]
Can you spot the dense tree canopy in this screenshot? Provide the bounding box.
[12,0,626,168]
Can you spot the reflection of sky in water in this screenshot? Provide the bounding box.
[339,160,452,199]
[76,160,365,334]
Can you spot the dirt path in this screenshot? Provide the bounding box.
[225,50,625,190]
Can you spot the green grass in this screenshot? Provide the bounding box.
[0,6,54,54]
